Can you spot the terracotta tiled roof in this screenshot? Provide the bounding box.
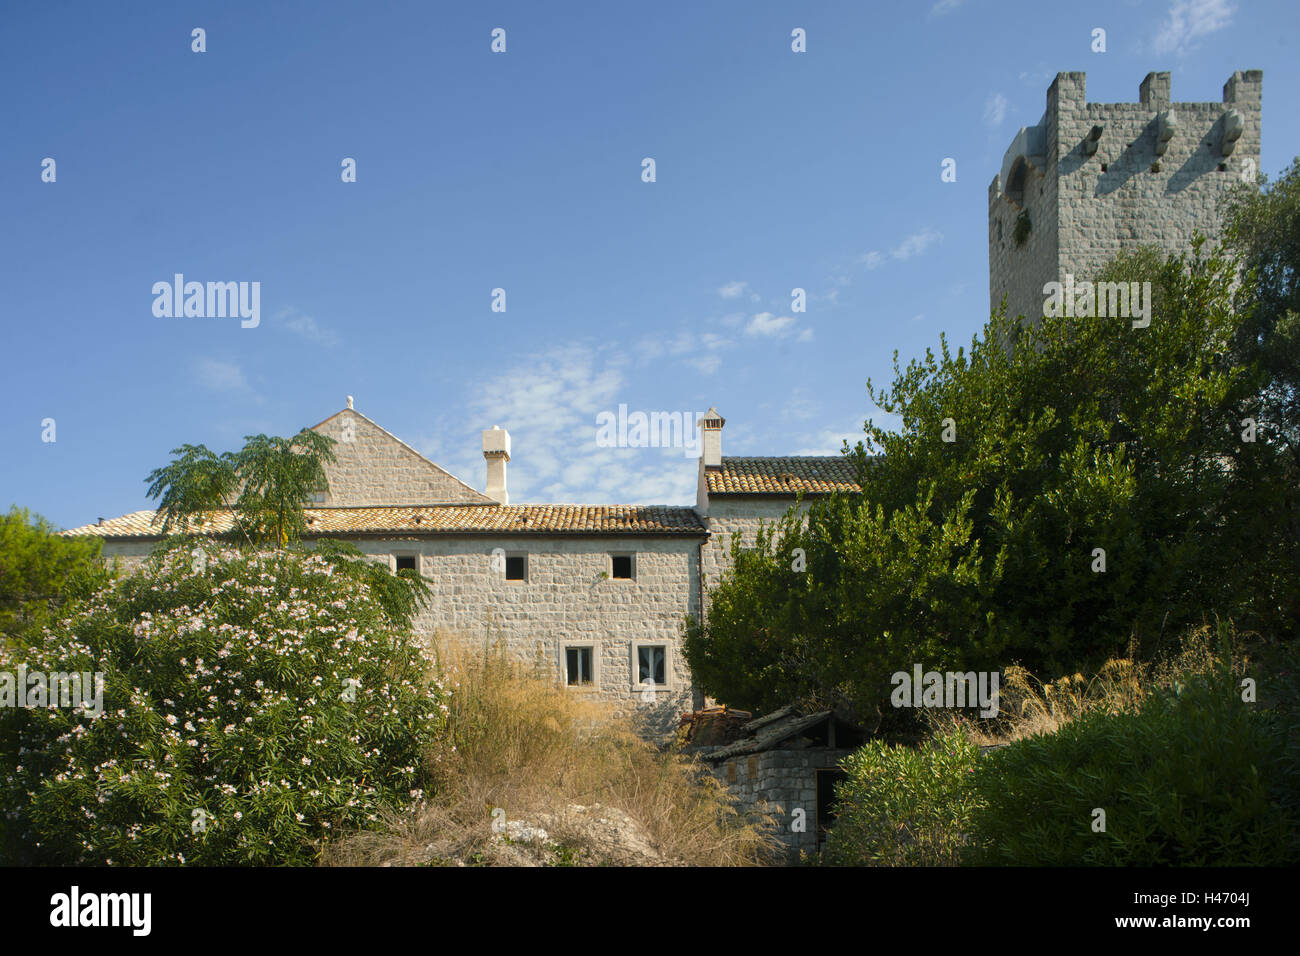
[63,505,708,539]
[704,456,861,495]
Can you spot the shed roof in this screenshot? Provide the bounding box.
[685,705,865,762]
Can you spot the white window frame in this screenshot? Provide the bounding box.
[562,643,598,689]
[630,641,672,693]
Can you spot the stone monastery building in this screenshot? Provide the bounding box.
[68,69,1261,740]
[68,401,861,735]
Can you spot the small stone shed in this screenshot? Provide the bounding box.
[682,705,865,858]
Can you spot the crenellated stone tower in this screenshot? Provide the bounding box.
[989,70,1262,323]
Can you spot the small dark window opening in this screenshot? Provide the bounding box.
[611,554,634,579]
[1006,157,1028,205]
[506,555,527,580]
[395,555,417,573]
[638,646,666,686]
[566,647,593,686]
[1100,163,1108,173]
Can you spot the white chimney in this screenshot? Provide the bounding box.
[482,426,511,503]
[700,407,724,468]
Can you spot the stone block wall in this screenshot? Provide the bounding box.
[713,748,855,857]
[345,534,704,736]
[699,497,805,595]
[990,70,1262,324]
[312,410,491,506]
[99,541,155,572]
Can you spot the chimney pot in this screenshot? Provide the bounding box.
[699,406,725,469]
[482,427,511,504]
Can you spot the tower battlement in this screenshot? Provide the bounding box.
[989,70,1262,323]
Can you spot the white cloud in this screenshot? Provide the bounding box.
[195,359,250,393]
[635,329,691,362]
[1153,0,1235,56]
[851,230,942,279]
[1018,69,1053,87]
[930,0,966,16]
[983,93,1008,128]
[745,312,797,337]
[891,228,943,260]
[636,329,732,373]
[796,328,814,342]
[718,280,750,300]
[793,426,864,457]
[782,389,818,422]
[276,307,340,347]
[687,354,723,375]
[423,343,703,505]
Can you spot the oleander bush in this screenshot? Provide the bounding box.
[820,729,981,867]
[966,663,1297,866]
[0,540,448,865]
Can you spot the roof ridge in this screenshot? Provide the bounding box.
[64,503,708,538]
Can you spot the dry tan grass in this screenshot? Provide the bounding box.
[924,623,1249,746]
[322,632,782,867]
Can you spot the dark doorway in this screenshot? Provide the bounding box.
[815,768,847,846]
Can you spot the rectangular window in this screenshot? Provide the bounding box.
[637,645,666,687]
[394,555,417,573]
[505,554,527,581]
[566,647,594,686]
[611,554,634,579]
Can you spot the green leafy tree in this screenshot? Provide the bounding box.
[686,240,1281,718]
[145,429,337,547]
[1220,158,1300,631]
[0,507,112,648]
[1221,157,1300,456]
[230,431,337,547]
[142,444,239,535]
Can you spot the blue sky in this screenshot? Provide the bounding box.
[3,0,1296,529]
